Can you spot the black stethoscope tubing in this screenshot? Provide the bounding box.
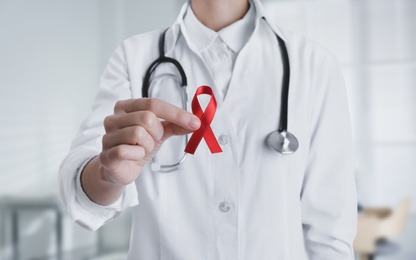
[142,26,298,156]
[142,29,188,98]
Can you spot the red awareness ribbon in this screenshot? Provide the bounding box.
[184,86,223,155]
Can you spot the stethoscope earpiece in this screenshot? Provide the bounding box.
[267,130,299,155]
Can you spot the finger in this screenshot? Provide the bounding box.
[102,126,155,153]
[99,145,145,184]
[100,145,146,166]
[114,98,200,130]
[104,111,164,140]
[161,121,194,141]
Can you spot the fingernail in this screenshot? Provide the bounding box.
[188,117,200,129]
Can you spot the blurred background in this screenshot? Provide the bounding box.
[0,0,415,259]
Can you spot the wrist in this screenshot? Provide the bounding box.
[98,165,125,188]
[81,157,126,206]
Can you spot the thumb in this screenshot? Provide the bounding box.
[161,119,200,141]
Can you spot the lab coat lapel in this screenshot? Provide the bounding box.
[223,22,283,133]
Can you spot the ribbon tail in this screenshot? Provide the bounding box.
[185,131,203,154]
[203,128,223,153]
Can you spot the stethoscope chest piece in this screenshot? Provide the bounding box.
[267,130,299,155]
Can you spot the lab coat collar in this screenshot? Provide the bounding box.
[182,4,218,53]
[182,2,255,54]
[163,2,188,55]
[165,0,287,56]
[251,0,287,41]
[219,4,255,53]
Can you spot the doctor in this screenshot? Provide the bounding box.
[59,0,357,259]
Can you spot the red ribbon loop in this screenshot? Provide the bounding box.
[184,86,223,155]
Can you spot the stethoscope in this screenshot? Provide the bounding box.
[142,25,298,173]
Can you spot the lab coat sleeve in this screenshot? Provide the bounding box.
[59,43,139,231]
[301,52,357,259]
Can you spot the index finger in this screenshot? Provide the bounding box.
[114,98,200,130]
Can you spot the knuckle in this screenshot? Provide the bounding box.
[138,146,146,158]
[141,111,157,128]
[111,146,126,159]
[114,100,124,113]
[102,134,109,147]
[132,126,145,144]
[143,137,155,153]
[176,111,186,124]
[145,98,159,112]
[103,116,113,131]
[148,139,155,152]
[99,151,109,165]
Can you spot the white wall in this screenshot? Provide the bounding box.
[264,0,416,212]
[0,0,181,258]
[0,0,181,198]
[0,0,101,198]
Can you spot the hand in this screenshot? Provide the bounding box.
[99,98,200,186]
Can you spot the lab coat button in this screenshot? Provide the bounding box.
[218,134,229,145]
[219,201,231,212]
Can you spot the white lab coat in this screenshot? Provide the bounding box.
[59,0,357,259]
